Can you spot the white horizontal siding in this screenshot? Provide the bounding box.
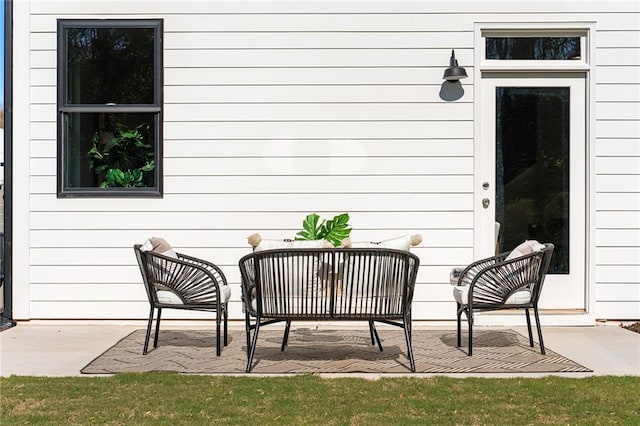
[164,84,463,102]
[162,121,474,140]
[17,0,640,321]
[596,84,640,101]
[596,139,640,156]
[33,175,473,194]
[595,212,640,229]
[175,67,462,85]
[165,47,474,68]
[29,156,474,176]
[596,230,640,246]
[163,157,474,176]
[164,31,475,49]
[29,0,640,14]
[594,302,640,320]
[594,19,640,320]
[163,103,474,122]
[162,139,474,158]
[596,175,640,192]
[595,193,640,211]
[30,193,472,212]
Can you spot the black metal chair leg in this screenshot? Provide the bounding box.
[525,308,534,347]
[246,320,261,373]
[281,320,291,351]
[456,304,462,348]
[223,305,229,346]
[468,316,473,356]
[216,315,222,356]
[403,316,415,372]
[245,310,252,354]
[534,306,546,354]
[143,306,155,355]
[153,308,162,349]
[369,321,383,351]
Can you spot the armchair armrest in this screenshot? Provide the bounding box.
[143,250,229,306]
[451,251,510,287]
[177,252,229,288]
[465,249,548,306]
[238,256,258,316]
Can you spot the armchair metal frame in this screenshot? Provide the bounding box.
[454,243,554,356]
[133,244,229,356]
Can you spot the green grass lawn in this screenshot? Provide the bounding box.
[1,375,639,425]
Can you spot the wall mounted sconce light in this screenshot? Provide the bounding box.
[443,49,468,82]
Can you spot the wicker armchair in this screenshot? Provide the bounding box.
[451,243,554,356]
[133,244,231,356]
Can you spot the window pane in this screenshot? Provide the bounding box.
[66,27,155,104]
[495,87,570,274]
[486,37,581,60]
[64,112,155,188]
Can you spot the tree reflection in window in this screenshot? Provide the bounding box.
[486,37,580,60]
[66,27,154,104]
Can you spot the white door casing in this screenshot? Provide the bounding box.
[477,74,586,310]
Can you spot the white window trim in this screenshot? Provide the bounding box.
[477,22,593,72]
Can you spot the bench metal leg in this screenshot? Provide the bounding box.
[281,320,292,351]
[403,315,415,372]
[246,319,261,373]
[369,321,383,351]
[244,310,252,354]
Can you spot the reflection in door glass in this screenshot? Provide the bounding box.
[495,87,570,273]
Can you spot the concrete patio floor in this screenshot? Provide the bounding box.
[1,320,638,378]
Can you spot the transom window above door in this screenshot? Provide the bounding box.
[479,27,590,69]
[57,19,163,197]
[486,37,581,60]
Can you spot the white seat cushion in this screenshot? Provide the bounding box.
[504,289,531,305]
[505,240,545,261]
[220,285,232,304]
[452,285,469,305]
[156,289,183,304]
[349,234,420,251]
[453,286,531,305]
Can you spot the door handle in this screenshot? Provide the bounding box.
[482,198,490,209]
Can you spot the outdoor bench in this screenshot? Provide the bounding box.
[238,247,420,372]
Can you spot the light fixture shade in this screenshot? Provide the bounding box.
[443,49,468,81]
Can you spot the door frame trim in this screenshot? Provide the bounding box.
[473,22,596,320]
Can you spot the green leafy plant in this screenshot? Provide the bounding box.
[87,123,155,188]
[295,213,352,247]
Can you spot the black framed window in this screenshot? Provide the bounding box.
[57,19,163,197]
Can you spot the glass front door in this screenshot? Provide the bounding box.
[479,74,586,309]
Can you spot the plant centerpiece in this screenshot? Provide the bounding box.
[87,123,155,188]
[295,213,352,247]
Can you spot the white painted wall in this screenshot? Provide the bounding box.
[11,0,639,321]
